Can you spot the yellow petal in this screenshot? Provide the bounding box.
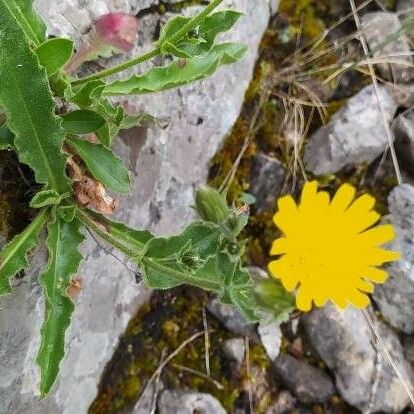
[274,196,297,234]
[363,267,389,283]
[355,278,374,293]
[300,181,318,205]
[296,285,313,311]
[348,290,370,309]
[331,183,356,212]
[359,224,396,246]
[347,193,375,215]
[270,238,288,255]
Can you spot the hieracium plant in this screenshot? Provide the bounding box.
[0,0,400,399]
[0,0,295,397]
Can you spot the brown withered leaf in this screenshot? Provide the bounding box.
[66,278,83,300]
[67,155,119,215]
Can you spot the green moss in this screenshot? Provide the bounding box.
[89,287,256,413]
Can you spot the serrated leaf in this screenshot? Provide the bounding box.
[140,222,222,290]
[36,38,74,75]
[157,11,243,58]
[66,136,131,193]
[0,2,71,194]
[0,125,15,150]
[0,0,46,46]
[36,216,84,396]
[61,110,106,134]
[30,189,69,208]
[102,43,247,96]
[0,209,49,295]
[72,80,105,108]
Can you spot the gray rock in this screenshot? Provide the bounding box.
[373,184,414,334]
[249,153,286,212]
[258,320,282,361]
[302,304,414,412]
[0,1,276,413]
[207,298,255,336]
[403,335,414,363]
[157,390,226,414]
[304,84,397,175]
[394,112,414,174]
[362,12,414,83]
[397,0,414,45]
[266,390,296,414]
[223,338,246,367]
[274,354,335,404]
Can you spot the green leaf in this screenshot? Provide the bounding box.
[71,80,105,108]
[0,0,46,46]
[57,205,76,223]
[0,2,71,194]
[0,209,49,295]
[30,189,70,208]
[79,209,153,253]
[253,278,295,323]
[140,222,223,290]
[36,38,74,75]
[66,136,131,193]
[37,216,84,396]
[102,43,247,96]
[61,110,106,134]
[158,11,243,58]
[0,125,15,150]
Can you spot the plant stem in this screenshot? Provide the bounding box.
[72,0,224,86]
[76,208,138,257]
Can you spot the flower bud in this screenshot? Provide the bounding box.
[93,12,138,53]
[195,185,230,224]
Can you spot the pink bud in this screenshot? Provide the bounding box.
[93,12,138,52]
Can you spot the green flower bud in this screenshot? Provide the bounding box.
[195,185,230,223]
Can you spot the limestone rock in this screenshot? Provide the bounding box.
[258,320,282,361]
[249,153,286,212]
[373,184,414,334]
[362,12,414,83]
[223,338,246,368]
[157,390,226,414]
[274,354,335,404]
[207,298,255,336]
[0,1,276,413]
[302,304,414,413]
[304,84,397,175]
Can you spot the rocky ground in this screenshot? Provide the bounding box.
[2,0,414,413]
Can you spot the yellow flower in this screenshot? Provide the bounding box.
[268,181,400,311]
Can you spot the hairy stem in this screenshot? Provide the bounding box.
[72,0,224,86]
[76,208,138,257]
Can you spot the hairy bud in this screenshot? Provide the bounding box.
[195,185,230,224]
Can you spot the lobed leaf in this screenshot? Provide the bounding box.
[0,1,71,194]
[36,38,74,75]
[0,0,46,46]
[0,209,49,296]
[140,222,223,290]
[102,43,247,96]
[66,136,131,193]
[36,216,85,396]
[158,11,243,58]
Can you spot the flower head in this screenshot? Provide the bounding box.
[268,181,400,311]
[93,12,138,52]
